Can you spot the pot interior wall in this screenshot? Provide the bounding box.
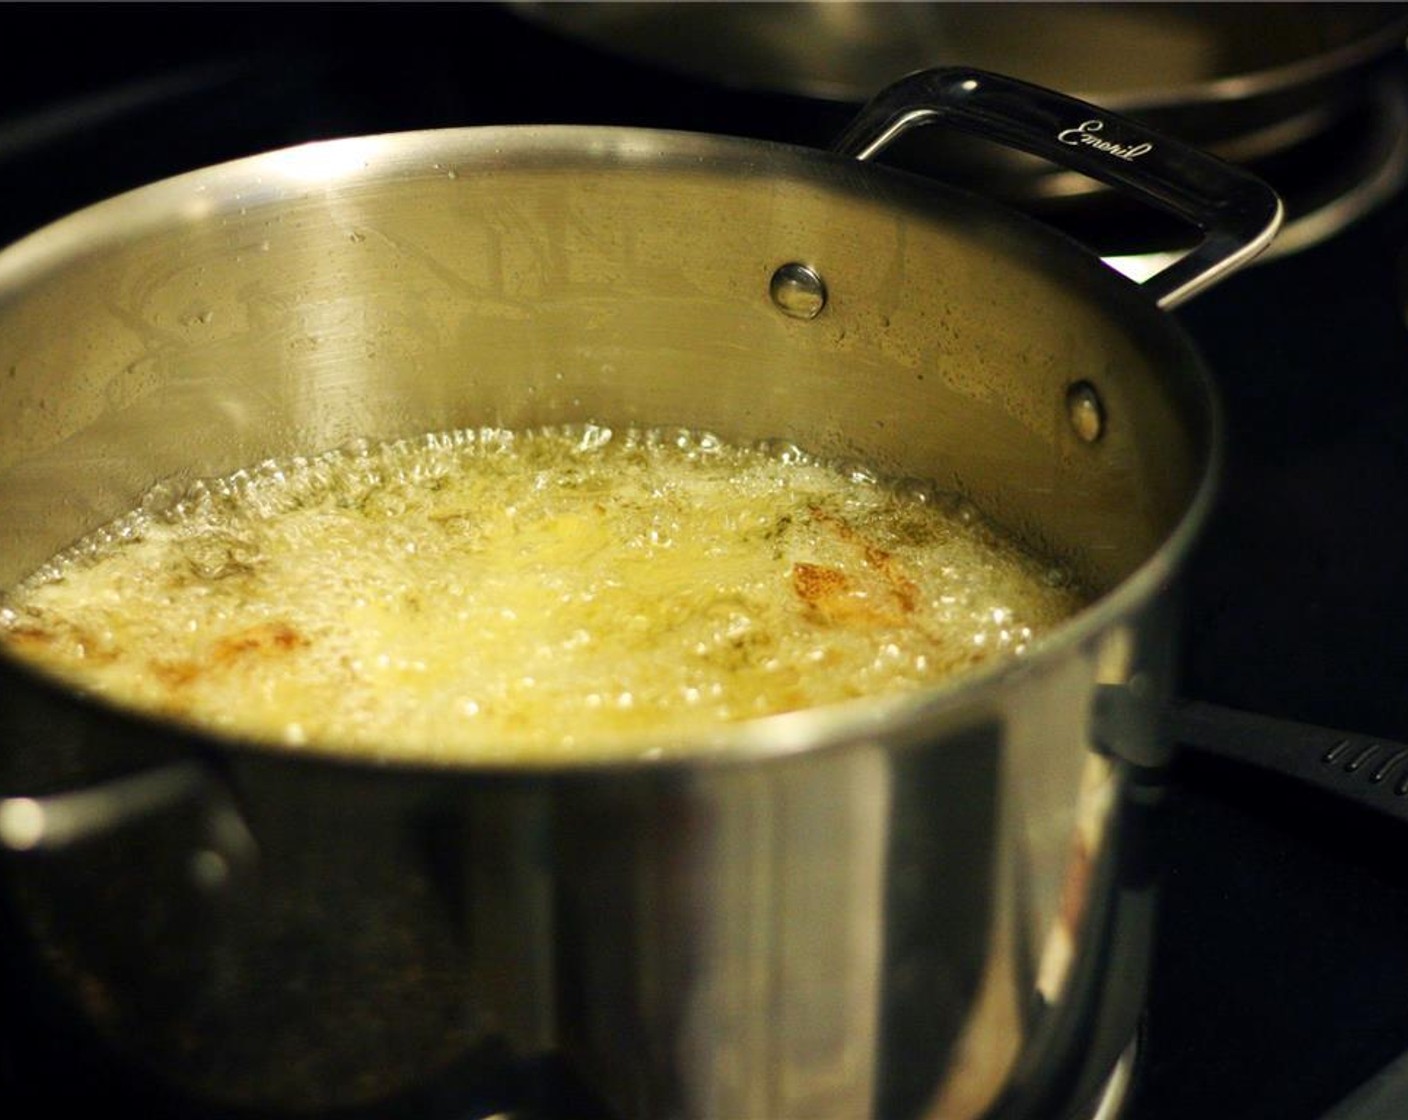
[0,126,1211,595]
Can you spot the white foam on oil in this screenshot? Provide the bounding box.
[1,425,1086,762]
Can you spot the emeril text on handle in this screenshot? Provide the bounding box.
[1057,119,1153,162]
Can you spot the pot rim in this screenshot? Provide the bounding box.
[0,123,1225,778]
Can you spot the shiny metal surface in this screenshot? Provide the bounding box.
[834,69,1283,309]
[769,260,828,319]
[0,761,208,851]
[1067,382,1107,445]
[515,1,1404,247]
[514,2,1407,109]
[0,103,1230,1117]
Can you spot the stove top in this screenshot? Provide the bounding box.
[3,6,1408,1119]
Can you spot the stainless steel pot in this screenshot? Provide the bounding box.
[0,71,1279,1119]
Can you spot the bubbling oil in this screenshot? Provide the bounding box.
[0,425,1088,762]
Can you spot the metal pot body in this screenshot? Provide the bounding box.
[0,100,1226,1117]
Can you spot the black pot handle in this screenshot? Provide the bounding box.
[0,760,257,887]
[1164,699,1408,829]
[833,67,1284,310]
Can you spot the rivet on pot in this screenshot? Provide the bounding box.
[770,262,827,319]
[1066,381,1106,443]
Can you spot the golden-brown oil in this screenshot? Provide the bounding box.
[0,425,1087,762]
